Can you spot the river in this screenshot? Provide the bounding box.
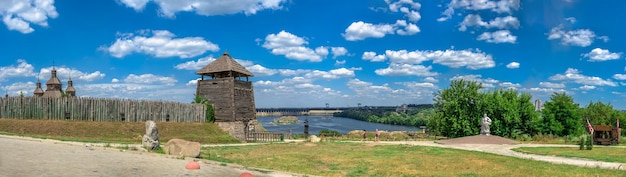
[257,116,421,135]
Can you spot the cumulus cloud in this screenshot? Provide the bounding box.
[547,26,599,47]
[506,62,519,69]
[477,30,517,43]
[0,0,58,34]
[362,51,387,62]
[576,85,596,91]
[262,30,340,62]
[38,67,105,82]
[123,74,177,86]
[613,74,626,80]
[423,77,438,83]
[118,0,287,17]
[499,82,520,89]
[374,63,438,76]
[438,0,520,21]
[0,59,36,80]
[582,48,622,62]
[343,1,421,41]
[363,49,495,69]
[458,14,520,31]
[342,21,396,41]
[102,30,219,58]
[387,0,422,22]
[174,56,216,70]
[303,68,357,80]
[331,47,348,58]
[549,68,617,86]
[539,82,565,89]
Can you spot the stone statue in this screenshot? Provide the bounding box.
[480,114,492,136]
[142,120,160,150]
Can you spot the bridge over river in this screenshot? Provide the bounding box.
[255,106,400,116]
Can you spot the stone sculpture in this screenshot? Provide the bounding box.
[480,114,492,136]
[142,120,160,150]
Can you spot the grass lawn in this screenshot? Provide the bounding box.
[512,146,626,163]
[0,119,240,144]
[203,142,625,177]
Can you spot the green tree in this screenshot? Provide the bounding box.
[581,101,620,126]
[192,94,215,122]
[540,92,581,136]
[432,79,483,138]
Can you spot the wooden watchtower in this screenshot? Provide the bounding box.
[195,52,256,122]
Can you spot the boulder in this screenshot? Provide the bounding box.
[164,139,202,158]
[142,121,160,150]
[309,135,320,143]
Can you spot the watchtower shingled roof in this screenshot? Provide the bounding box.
[195,52,254,79]
[42,67,63,98]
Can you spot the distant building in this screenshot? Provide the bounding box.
[34,67,76,98]
[534,99,543,111]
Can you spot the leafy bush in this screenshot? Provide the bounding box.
[318,129,341,137]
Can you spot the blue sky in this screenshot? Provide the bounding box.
[1,0,626,109]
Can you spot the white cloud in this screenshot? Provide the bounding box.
[582,48,622,62]
[186,78,199,86]
[123,74,177,86]
[423,77,438,83]
[342,21,396,41]
[539,82,565,89]
[0,0,58,34]
[613,74,626,80]
[112,78,120,83]
[119,0,287,17]
[398,82,436,88]
[458,14,519,31]
[439,0,520,21]
[335,60,346,65]
[364,49,495,69]
[564,17,576,24]
[174,56,216,70]
[547,26,598,47]
[577,85,596,91]
[0,59,36,80]
[387,0,422,22]
[506,62,519,69]
[330,47,348,58]
[262,30,333,62]
[549,68,617,86]
[38,67,105,82]
[102,30,219,58]
[362,51,387,62]
[374,63,438,76]
[303,68,357,80]
[247,64,278,76]
[477,30,517,43]
[499,82,520,89]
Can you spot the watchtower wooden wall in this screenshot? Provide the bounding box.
[196,77,255,122]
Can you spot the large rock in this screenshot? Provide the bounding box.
[308,135,320,143]
[164,139,201,158]
[142,120,160,150]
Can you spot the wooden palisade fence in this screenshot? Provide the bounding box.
[0,97,206,122]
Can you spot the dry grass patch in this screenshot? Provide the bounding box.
[204,142,624,177]
[0,119,239,144]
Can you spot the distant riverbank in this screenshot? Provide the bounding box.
[257,116,421,135]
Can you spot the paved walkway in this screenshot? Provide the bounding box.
[0,135,624,177]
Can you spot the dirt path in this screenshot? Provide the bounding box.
[0,135,314,177]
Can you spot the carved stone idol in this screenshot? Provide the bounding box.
[480,114,492,136]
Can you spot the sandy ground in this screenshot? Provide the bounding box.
[0,135,314,177]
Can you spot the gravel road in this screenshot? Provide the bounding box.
[0,135,312,177]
